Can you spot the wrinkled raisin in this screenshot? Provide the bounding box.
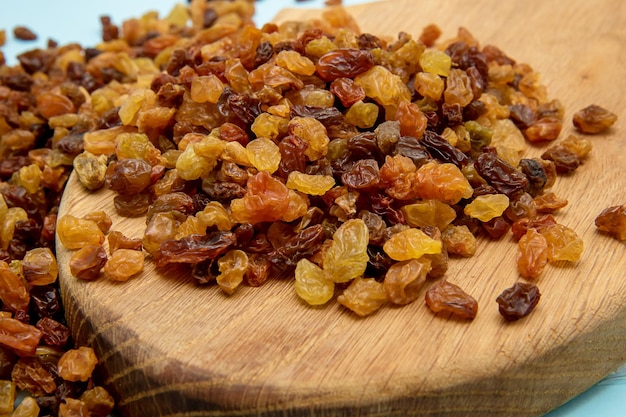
[595,205,626,241]
[496,282,541,321]
[425,280,478,319]
[572,104,617,133]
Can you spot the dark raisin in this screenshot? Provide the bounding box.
[421,130,471,168]
[496,282,541,321]
[475,149,529,199]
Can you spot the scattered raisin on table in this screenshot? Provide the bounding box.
[572,104,617,133]
[425,280,478,319]
[496,282,541,321]
[595,205,626,241]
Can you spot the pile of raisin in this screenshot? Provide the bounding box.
[0,0,621,413]
[57,0,618,325]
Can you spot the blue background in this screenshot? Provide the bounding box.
[1,1,624,415]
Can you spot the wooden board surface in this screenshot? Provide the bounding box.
[56,0,626,416]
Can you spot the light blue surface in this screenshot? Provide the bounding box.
[1,1,625,416]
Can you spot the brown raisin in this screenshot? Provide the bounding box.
[572,104,617,133]
[595,205,626,241]
[13,26,38,41]
[425,279,478,319]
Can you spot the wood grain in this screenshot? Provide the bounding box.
[56,0,626,416]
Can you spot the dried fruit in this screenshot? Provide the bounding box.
[323,219,369,283]
[540,224,584,262]
[0,317,42,356]
[80,386,115,417]
[11,395,40,417]
[496,282,541,321]
[517,228,549,279]
[337,277,387,316]
[595,204,626,241]
[102,249,144,282]
[21,248,58,286]
[57,215,105,250]
[11,357,56,396]
[0,261,30,313]
[295,258,334,305]
[13,26,37,41]
[464,194,510,222]
[383,228,442,261]
[216,250,249,295]
[383,259,431,305]
[572,104,617,133]
[316,48,375,82]
[0,3,618,409]
[425,280,478,319]
[69,245,108,280]
[57,346,98,382]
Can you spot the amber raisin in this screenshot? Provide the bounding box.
[337,278,387,317]
[383,259,430,305]
[102,249,144,282]
[517,229,549,279]
[69,245,107,280]
[572,104,617,133]
[57,346,98,382]
[595,205,626,241]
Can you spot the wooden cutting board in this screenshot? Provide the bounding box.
[56,0,626,416]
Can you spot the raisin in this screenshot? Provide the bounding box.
[102,249,144,281]
[21,247,58,286]
[316,49,375,82]
[295,259,334,305]
[29,285,62,319]
[0,261,30,313]
[393,136,430,167]
[337,278,387,317]
[442,225,477,257]
[13,26,38,41]
[36,317,70,347]
[57,347,98,382]
[511,214,557,241]
[541,145,581,174]
[154,231,236,267]
[216,250,249,295]
[245,255,271,287]
[323,219,370,283]
[518,158,555,197]
[496,282,541,321]
[69,245,107,280]
[270,225,325,270]
[475,150,529,199]
[517,228,549,279]
[80,386,115,417]
[595,205,626,241]
[11,357,56,396]
[104,158,153,194]
[425,279,478,319]
[464,194,510,222]
[0,317,42,356]
[572,104,617,133]
[421,130,471,168]
[540,224,584,262]
[107,231,142,253]
[383,259,430,305]
[383,228,442,261]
